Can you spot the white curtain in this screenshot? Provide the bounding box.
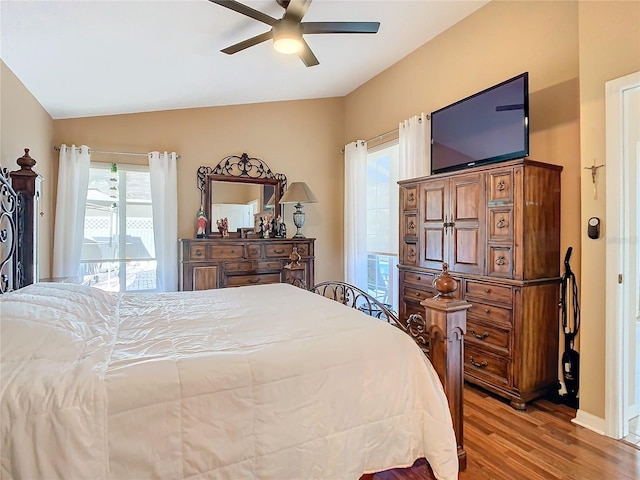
[399,112,429,180]
[149,151,178,292]
[344,141,368,289]
[52,144,91,278]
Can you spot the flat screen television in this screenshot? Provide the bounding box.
[430,72,529,175]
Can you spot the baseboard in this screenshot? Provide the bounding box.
[572,409,606,435]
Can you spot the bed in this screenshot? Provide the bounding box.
[0,160,465,479]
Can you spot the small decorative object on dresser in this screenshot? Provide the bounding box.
[195,206,207,238]
[216,217,229,237]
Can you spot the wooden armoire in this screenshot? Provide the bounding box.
[398,158,562,409]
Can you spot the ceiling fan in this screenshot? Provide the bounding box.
[209,0,380,67]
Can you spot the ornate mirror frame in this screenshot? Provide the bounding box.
[197,153,287,236]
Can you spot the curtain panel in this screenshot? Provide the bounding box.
[399,113,429,181]
[52,144,91,278]
[343,141,368,289]
[149,151,178,292]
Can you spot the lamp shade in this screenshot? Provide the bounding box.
[280,182,318,204]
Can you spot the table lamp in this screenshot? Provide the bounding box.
[279,182,318,238]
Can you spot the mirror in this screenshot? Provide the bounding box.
[197,153,287,237]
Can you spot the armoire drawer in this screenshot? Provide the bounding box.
[465,318,511,355]
[465,280,512,305]
[467,301,512,327]
[403,270,436,288]
[404,285,435,303]
[464,345,509,387]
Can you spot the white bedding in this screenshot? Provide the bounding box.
[0,282,458,480]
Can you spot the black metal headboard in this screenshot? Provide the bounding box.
[0,167,18,294]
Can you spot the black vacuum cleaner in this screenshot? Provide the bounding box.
[560,247,580,408]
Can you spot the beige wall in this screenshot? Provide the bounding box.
[53,98,345,283]
[1,61,54,278]
[577,0,640,418]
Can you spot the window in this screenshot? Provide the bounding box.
[366,142,400,309]
[81,163,157,292]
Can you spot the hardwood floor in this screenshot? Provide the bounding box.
[371,384,640,480]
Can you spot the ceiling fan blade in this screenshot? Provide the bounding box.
[302,21,380,35]
[283,0,312,23]
[221,31,273,55]
[298,39,319,67]
[209,0,277,26]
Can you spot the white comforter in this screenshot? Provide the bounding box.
[1,282,457,480]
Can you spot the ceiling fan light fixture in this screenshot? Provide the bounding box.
[272,20,303,54]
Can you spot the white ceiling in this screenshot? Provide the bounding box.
[1,0,488,120]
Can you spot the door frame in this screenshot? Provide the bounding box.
[605,70,640,438]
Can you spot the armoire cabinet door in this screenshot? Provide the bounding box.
[419,174,485,275]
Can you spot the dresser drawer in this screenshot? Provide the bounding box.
[246,244,262,259]
[227,273,281,287]
[210,244,244,259]
[464,345,509,387]
[466,318,511,355]
[225,261,253,272]
[465,280,512,305]
[265,244,291,257]
[256,260,282,270]
[467,301,512,327]
[190,245,207,260]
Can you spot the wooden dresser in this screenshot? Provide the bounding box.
[399,159,562,409]
[178,238,315,291]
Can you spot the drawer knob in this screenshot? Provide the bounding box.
[274,248,285,254]
[495,256,506,266]
[484,288,491,293]
[496,217,507,229]
[469,356,488,369]
[248,278,259,284]
[469,328,489,340]
[484,308,490,314]
[417,276,421,281]
[496,179,506,191]
[408,220,415,229]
